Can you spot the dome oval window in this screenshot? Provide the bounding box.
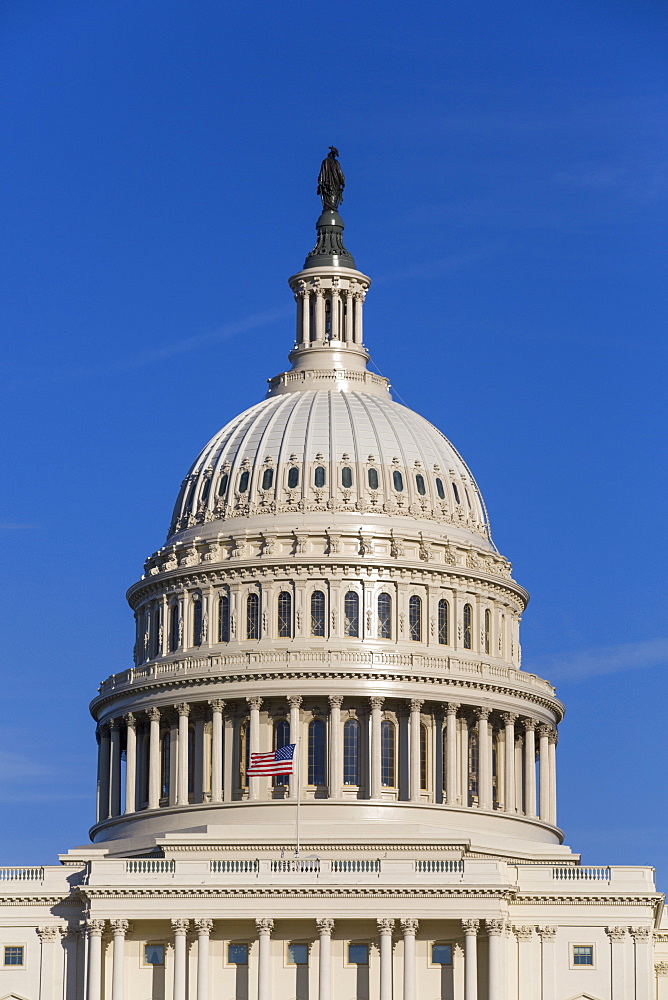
[435,477,445,500]
[393,470,404,492]
[452,482,461,505]
[465,487,472,509]
[185,481,197,512]
[201,479,211,504]
[239,470,250,493]
[415,474,426,496]
[218,472,229,498]
[341,466,353,488]
[367,468,379,490]
[314,466,326,488]
[287,466,299,489]
[262,468,274,490]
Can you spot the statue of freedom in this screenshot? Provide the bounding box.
[317,147,345,211]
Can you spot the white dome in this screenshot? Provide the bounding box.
[169,389,491,542]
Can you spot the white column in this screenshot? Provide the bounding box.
[514,733,524,813]
[124,715,136,814]
[409,699,423,802]
[195,918,213,1000]
[607,927,626,1000]
[301,290,310,344]
[314,288,325,343]
[316,918,334,1000]
[486,920,504,1000]
[514,926,533,1000]
[171,919,190,1000]
[548,730,558,825]
[328,696,343,799]
[209,700,224,804]
[370,697,384,799]
[147,707,161,809]
[97,725,111,822]
[109,719,122,816]
[501,713,517,813]
[176,703,191,806]
[85,920,105,1000]
[538,725,550,821]
[656,962,668,1000]
[537,926,556,1000]
[247,696,263,801]
[523,719,537,817]
[331,288,340,340]
[400,919,418,1000]
[476,708,492,810]
[344,290,353,342]
[462,919,479,1000]
[446,703,459,804]
[377,919,394,1000]
[37,926,60,1000]
[110,919,129,1000]
[353,290,364,344]
[631,926,653,1000]
[256,918,274,1000]
[288,696,302,800]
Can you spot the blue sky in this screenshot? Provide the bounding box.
[1,0,667,882]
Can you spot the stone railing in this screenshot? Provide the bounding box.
[0,867,44,881]
[552,866,611,881]
[125,859,176,875]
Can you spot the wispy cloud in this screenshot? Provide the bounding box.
[533,637,668,683]
[0,522,41,531]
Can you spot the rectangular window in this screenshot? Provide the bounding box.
[286,943,308,965]
[347,943,369,965]
[4,946,24,967]
[228,943,248,965]
[431,943,453,966]
[143,944,164,966]
[572,945,594,966]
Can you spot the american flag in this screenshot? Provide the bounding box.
[247,743,296,776]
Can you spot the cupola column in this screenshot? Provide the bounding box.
[354,291,364,344]
[209,700,225,804]
[501,713,517,814]
[147,707,161,810]
[123,715,136,814]
[288,696,302,800]
[548,730,558,826]
[476,708,492,810]
[300,289,310,344]
[445,703,459,804]
[523,719,537,817]
[175,703,191,807]
[328,696,343,799]
[409,700,423,803]
[96,725,110,822]
[247,697,263,801]
[370,697,384,799]
[462,919,479,1000]
[314,288,325,344]
[538,725,551,821]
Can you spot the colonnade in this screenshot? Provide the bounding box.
[95,698,558,827]
[293,282,365,347]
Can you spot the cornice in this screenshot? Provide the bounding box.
[0,895,78,907]
[78,887,513,900]
[159,842,470,854]
[512,894,661,906]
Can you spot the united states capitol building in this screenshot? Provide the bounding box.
[2,155,668,1000]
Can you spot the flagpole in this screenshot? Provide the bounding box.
[295,741,301,858]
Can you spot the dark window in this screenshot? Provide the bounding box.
[246,593,259,640]
[151,608,161,658]
[239,720,250,787]
[367,468,379,489]
[341,466,353,488]
[185,481,197,511]
[160,732,170,799]
[4,946,24,967]
[343,719,360,785]
[431,944,452,966]
[201,478,211,504]
[378,593,392,639]
[239,470,250,493]
[311,590,325,636]
[393,470,404,492]
[228,944,248,965]
[468,728,478,803]
[409,595,422,642]
[348,944,368,965]
[420,723,428,789]
[262,468,274,490]
[438,599,449,645]
[169,604,180,652]
[278,591,292,638]
[192,598,203,647]
[343,591,359,637]
[218,594,230,642]
[325,298,332,339]
[308,719,326,785]
[465,487,472,509]
[484,608,491,654]
[274,718,290,786]
[573,946,594,966]
[463,603,473,649]
[314,465,326,488]
[287,943,308,965]
[435,477,445,500]
[415,474,426,495]
[144,944,164,966]
[218,472,229,497]
[381,720,395,786]
[452,482,461,504]
[288,466,299,488]
[187,725,195,795]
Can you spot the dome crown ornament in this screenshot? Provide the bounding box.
[305,147,355,270]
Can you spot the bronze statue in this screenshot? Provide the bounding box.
[317,147,345,211]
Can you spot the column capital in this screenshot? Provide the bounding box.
[194,918,214,935]
[171,918,191,934]
[548,729,559,745]
[486,919,505,936]
[446,702,460,715]
[37,925,61,942]
[256,918,274,934]
[175,703,191,718]
[630,926,652,941]
[400,918,419,934]
[316,917,335,934]
[606,926,627,942]
[461,919,479,936]
[209,699,225,713]
[377,918,395,934]
[147,707,161,722]
[328,695,344,709]
[523,717,537,732]
[247,696,263,711]
[124,712,136,729]
[537,723,552,739]
[474,706,490,721]
[288,695,303,709]
[513,926,533,941]
[409,699,424,713]
[110,919,130,935]
[369,697,384,711]
[109,717,120,732]
[85,920,106,937]
[500,712,518,725]
[536,926,557,941]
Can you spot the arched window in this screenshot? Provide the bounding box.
[311,590,325,636]
[343,591,359,637]
[218,594,230,643]
[160,731,170,800]
[238,470,250,493]
[452,482,461,505]
[381,720,395,787]
[274,719,290,786]
[185,480,197,511]
[468,727,479,805]
[341,466,353,488]
[420,723,428,790]
[246,593,260,640]
[367,468,379,490]
[169,604,180,652]
[192,597,203,647]
[415,474,426,496]
[435,477,445,500]
[484,608,491,654]
[277,591,292,638]
[343,719,360,785]
[463,604,473,650]
[308,719,326,786]
[438,599,449,645]
[314,465,326,488]
[218,472,229,498]
[409,595,422,642]
[378,593,392,639]
[393,470,404,492]
[262,468,274,490]
[151,607,161,658]
[287,466,299,489]
[187,725,196,796]
[238,719,249,788]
